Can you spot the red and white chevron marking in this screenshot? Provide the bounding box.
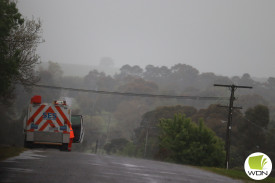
[27,104,71,133]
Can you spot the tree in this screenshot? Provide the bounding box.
[0,0,23,98]
[7,19,43,84]
[99,57,114,68]
[144,65,171,80]
[134,105,198,158]
[158,114,225,167]
[114,100,150,139]
[47,61,63,83]
[245,105,269,128]
[239,73,255,86]
[117,64,143,79]
[238,105,270,156]
[267,77,275,89]
[104,138,129,154]
[196,72,216,89]
[238,94,268,111]
[0,0,43,99]
[118,78,158,94]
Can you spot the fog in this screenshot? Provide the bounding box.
[18,0,275,77]
[2,1,275,169]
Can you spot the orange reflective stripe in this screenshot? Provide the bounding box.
[56,105,75,138]
[39,121,48,131]
[35,106,63,127]
[39,120,56,131]
[55,106,72,128]
[55,116,63,127]
[35,115,44,125]
[49,121,55,127]
[27,105,46,126]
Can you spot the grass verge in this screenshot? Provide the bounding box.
[0,146,25,161]
[201,167,275,183]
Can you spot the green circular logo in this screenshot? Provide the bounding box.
[244,152,272,180]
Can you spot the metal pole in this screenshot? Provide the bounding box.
[95,139,98,154]
[144,127,149,158]
[106,115,111,143]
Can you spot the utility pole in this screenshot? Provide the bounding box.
[141,121,156,158]
[214,84,252,169]
[95,138,99,154]
[106,114,111,143]
[144,127,149,158]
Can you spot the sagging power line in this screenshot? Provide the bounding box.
[24,83,229,101]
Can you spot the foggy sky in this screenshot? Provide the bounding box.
[17,0,275,77]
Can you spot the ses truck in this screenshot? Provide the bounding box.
[23,95,84,150]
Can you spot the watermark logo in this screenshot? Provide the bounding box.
[244,152,272,180]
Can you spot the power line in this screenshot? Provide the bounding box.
[242,117,267,132]
[24,83,229,101]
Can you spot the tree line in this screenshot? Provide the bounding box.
[4,61,272,168]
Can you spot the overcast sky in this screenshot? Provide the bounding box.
[18,0,275,77]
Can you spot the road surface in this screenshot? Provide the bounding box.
[0,149,242,183]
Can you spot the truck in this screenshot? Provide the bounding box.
[23,95,84,151]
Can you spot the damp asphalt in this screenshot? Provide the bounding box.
[0,149,242,183]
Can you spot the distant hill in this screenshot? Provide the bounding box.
[252,77,268,83]
[39,62,120,77]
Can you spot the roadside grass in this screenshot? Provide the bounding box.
[201,167,275,183]
[0,146,25,161]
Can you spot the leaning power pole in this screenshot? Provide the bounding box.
[214,84,252,169]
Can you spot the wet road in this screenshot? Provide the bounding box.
[0,149,242,183]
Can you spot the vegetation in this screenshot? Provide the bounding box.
[201,167,275,183]
[0,0,24,98]
[0,0,42,148]
[104,138,129,154]
[1,60,273,169]
[0,146,25,161]
[158,115,225,167]
[0,0,42,100]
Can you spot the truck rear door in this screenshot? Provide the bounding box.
[71,115,84,143]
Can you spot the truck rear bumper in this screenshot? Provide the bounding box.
[26,131,70,144]
[34,142,62,145]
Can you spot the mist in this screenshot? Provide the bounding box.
[1,0,275,171]
[17,0,275,78]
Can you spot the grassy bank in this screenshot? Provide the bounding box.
[201,167,275,183]
[0,146,25,161]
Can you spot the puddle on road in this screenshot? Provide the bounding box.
[159,171,178,175]
[123,163,142,168]
[6,167,33,173]
[3,150,46,163]
[112,162,144,168]
[87,163,102,166]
